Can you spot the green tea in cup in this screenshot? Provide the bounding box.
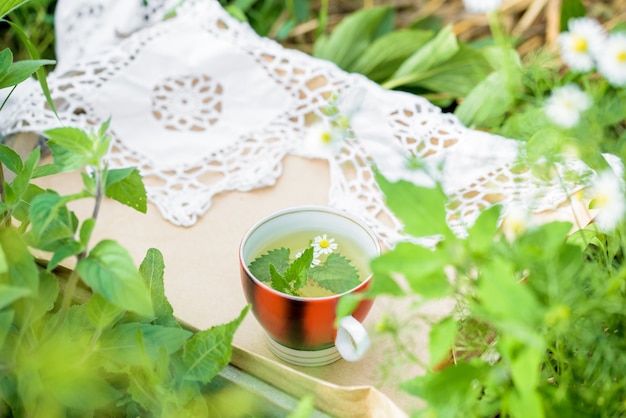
[248,229,371,298]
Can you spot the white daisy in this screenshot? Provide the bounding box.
[302,121,343,158]
[463,0,503,14]
[597,32,626,87]
[500,203,532,240]
[311,234,338,256]
[588,170,626,231]
[558,18,606,72]
[544,84,592,129]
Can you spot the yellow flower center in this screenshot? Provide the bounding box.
[573,35,587,53]
[321,132,332,144]
[595,194,610,208]
[617,50,626,63]
[319,239,330,248]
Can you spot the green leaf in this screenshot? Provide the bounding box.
[76,240,154,317]
[0,285,31,309]
[518,221,574,261]
[0,59,56,89]
[371,241,451,298]
[0,143,22,174]
[351,29,434,83]
[99,323,192,365]
[560,0,586,32]
[46,240,83,271]
[0,244,6,273]
[31,269,59,321]
[475,260,544,342]
[404,44,492,97]
[12,183,44,223]
[385,25,459,89]
[105,167,147,213]
[313,7,395,70]
[79,218,95,247]
[139,248,178,327]
[86,293,125,331]
[248,247,290,283]
[429,317,458,367]
[269,263,295,296]
[3,19,59,119]
[375,170,453,239]
[0,0,30,18]
[0,310,14,347]
[0,227,38,291]
[400,361,487,414]
[10,146,39,200]
[181,305,249,384]
[454,70,515,128]
[44,126,96,171]
[31,163,60,179]
[28,192,78,251]
[309,253,360,294]
[467,205,502,256]
[499,107,550,142]
[284,246,313,290]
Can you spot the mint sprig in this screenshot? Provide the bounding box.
[248,244,360,297]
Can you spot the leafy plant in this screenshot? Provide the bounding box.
[333,2,626,417]
[311,6,492,108]
[0,0,56,114]
[0,119,249,416]
[221,0,312,41]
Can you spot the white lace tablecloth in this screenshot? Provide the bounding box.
[0,0,589,248]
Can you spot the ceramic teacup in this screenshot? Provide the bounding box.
[239,205,381,367]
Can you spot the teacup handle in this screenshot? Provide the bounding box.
[335,316,371,362]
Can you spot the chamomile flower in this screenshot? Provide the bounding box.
[500,204,532,240]
[588,170,626,231]
[597,32,626,87]
[303,121,343,158]
[462,0,502,14]
[558,18,606,72]
[544,84,592,129]
[312,234,338,256]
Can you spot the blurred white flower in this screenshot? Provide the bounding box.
[463,0,503,14]
[597,32,626,87]
[303,121,343,158]
[588,170,626,231]
[544,84,592,128]
[558,18,606,72]
[500,203,532,240]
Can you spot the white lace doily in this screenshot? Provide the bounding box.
[0,0,590,248]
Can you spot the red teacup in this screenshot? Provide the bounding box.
[239,206,381,366]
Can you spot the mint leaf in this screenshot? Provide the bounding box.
[29,192,78,252]
[285,246,314,290]
[105,167,147,214]
[86,293,124,331]
[0,143,22,174]
[76,240,154,318]
[310,253,360,294]
[270,264,297,296]
[181,305,249,384]
[139,248,178,327]
[248,248,290,283]
[44,127,97,171]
